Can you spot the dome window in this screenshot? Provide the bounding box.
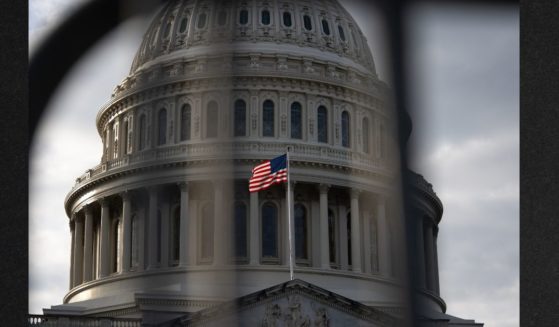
[234,99,247,137]
[239,9,249,25]
[179,17,188,33]
[261,202,279,260]
[261,10,271,25]
[322,19,330,36]
[157,108,167,146]
[206,101,218,138]
[341,110,350,148]
[362,117,370,154]
[234,202,248,260]
[263,100,275,137]
[303,15,312,31]
[338,25,346,41]
[317,106,328,143]
[295,204,308,260]
[217,10,227,26]
[282,12,292,27]
[180,104,191,141]
[290,102,302,139]
[197,13,207,29]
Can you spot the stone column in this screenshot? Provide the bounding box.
[73,214,84,286]
[415,217,426,289]
[318,184,330,269]
[83,206,94,282]
[69,222,75,288]
[179,182,190,266]
[433,228,440,294]
[424,220,436,292]
[363,210,371,274]
[147,187,159,269]
[121,191,132,272]
[160,200,170,268]
[99,199,111,278]
[213,181,225,265]
[338,205,348,270]
[377,196,392,277]
[249,191,259,265]
[350,189,362,273]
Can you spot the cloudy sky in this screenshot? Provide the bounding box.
[29,1,518,326]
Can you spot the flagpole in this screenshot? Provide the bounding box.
[286,147,294,280]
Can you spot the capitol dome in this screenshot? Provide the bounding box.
[51,0,448,325]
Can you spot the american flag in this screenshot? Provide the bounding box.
[249,154,288,192]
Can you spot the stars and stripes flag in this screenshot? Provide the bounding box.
[249,154,288,192]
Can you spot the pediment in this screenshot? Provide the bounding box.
[175,279,398,326]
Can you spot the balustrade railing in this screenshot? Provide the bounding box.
[70,141,389,191]
[28,315,142,327]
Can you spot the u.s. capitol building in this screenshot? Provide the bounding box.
[35,0,482,326]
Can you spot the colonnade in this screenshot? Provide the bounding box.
[68,180,435,292]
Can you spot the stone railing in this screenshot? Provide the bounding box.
[28,315,141,327]
[69,141,391,192]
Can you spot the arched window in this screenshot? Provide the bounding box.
[322,19,330,35]
[234,202,248,260]
[261,10,271,25]
[178,17,188,33]
[294,204,308,260]
[290,102,302,139]
[328,209,336,264]
[138,114,146,151]
[234,99,246,137]
[131,214,138,268]
[303,15,312,31]
[112,122,119,159]
[197,13,207,29]
[338,25,346,41]
[362,117,370,154]
[201,204,214,261]
[239,9,249,25]
[180,104,191,141]
[112,220,121,273]
[206,101,218,138]
[283,12,292,27]
[158,108,167,146]
[317,106,328,143]
[171,207,180,263]
[262,100,274,137]
[341,110,350,148]
[217,11,227,26]
[261,202,278,260]
[123,120,129,154]
[347,212,352,266]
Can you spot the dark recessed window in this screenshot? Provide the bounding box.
[197,13,207,29]
[341,110,350,148]
[158,108,167,146]
[261,10,271,25]
[328,209,336,264]
[295,204,308,260]
[290,102,302,139]
[322,19,330,35]
[234,202,248,259]
[179,17,188,33]
[303,15,312,31]
[217,11,227,26]
[263,100,274,137]
[234,99,247,137]
[283,12,292,27]
[262,202,278,259]
[362,117,370,154]
[172,207,180,262]
[206,101,218,138]
[180,104,191,141]
[317,106,328,143]
[201,204,214,261]
[347,213,352,266]
[239,9,249,25]
[338,25,346,41]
